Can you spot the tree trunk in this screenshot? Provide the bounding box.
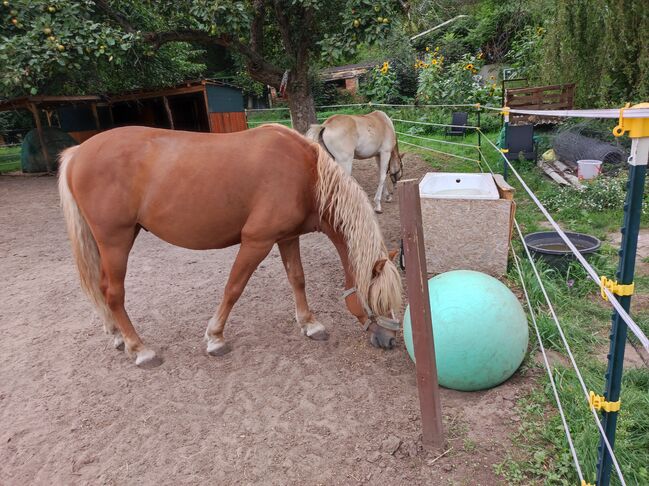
[286,68,317,134]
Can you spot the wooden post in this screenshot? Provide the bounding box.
[28,103,52,173]
[398,179,445,450]
[90,102,101,130]
[163,96,174,130]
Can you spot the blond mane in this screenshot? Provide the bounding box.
[314,145,402,315]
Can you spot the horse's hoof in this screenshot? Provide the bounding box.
[302,322,329,341]
[206,338,230,357]
[370,332,396,350]
[135,348,163,368]
[385,195,393,203]
[113,335,125,351]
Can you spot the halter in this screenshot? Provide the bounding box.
[342,287,401,332]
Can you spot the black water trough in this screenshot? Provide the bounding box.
[524,231,601,270]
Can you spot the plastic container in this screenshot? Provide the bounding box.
[419,172,499,200]
[524,231,601,271]
[577,159,603,180]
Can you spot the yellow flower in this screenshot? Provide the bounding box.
[472,69,478,74]
[425,46,430,52]
[477,52,483,59]
[465,63,474,70]
[431,59,438,65]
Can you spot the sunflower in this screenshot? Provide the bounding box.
[465,63,474,70]
[380,61,389,74]
[431,59,438,65]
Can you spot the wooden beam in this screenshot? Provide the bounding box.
[28,103,52,173]
[90,102,101,130]
[398,179,445,451]
[162,96,174,130]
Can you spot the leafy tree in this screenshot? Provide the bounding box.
[1,0,401,133]
[541,0,649,106]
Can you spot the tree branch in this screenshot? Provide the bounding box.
[94,1,284,87]
[273,0,296,59]
[94,0,137,34]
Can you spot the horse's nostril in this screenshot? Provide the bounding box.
[388,337,396,349]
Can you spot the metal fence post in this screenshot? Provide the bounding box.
[596,108,649,485]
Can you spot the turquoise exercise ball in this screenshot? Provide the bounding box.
[403,270,528,391]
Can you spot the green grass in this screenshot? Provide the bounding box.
[0,145,21,173]
[264,103,649,485]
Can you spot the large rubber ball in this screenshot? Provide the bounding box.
[403,270,529,391]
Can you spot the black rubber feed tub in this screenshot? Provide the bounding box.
[524,231,601,270]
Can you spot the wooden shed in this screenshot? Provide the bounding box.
[0,80,247,171]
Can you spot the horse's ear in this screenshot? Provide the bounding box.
[372,258,387,278]
[388,249,398,261]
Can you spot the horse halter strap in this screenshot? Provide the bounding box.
[342,287,401,332]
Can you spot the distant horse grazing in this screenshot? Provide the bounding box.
[306,110,403,213]
[59,125,402,368]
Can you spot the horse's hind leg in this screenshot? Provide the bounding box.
[205,240,274,356]
[97,230,161,368]
[278,237,327,340]
[373,151,390,213]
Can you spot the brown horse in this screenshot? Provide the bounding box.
[59,124,402,368]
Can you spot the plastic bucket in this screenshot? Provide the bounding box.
[577,159,602,180]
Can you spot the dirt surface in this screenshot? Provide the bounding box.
[0,153,535,485]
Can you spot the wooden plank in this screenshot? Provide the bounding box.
[110,84,204,103]
[28,103,52,173]
[90,102,101,129]
[162,96,174,130]
[507,83,574,95]
[398,179,445,451]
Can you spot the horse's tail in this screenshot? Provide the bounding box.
[305,124,324,142]
[313,145,402,315]
[58,147,113,331]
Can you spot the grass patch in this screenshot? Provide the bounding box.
[0,145,21,173]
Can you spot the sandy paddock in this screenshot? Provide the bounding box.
[0,153,533,485]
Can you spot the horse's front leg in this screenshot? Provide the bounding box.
[278,237,327,340]
[373,151,390,213]
[205,240,273,356]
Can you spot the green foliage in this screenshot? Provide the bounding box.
[542,173,648,215]
[416,50,500,105]
[541,0,649,106]
[507,25,545,80]
[359,62,402,103]
[0,0,205,96]
[319,0,396,63]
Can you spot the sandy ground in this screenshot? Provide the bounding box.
[0,153,535,485]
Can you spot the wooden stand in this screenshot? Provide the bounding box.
[398,179,445,450]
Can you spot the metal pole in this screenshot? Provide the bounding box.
[596,135,649,486]
[398,179,445,451]
[502,108,510,181]
[477,106,482,167]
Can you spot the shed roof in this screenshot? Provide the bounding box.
[0,79,243,112]
[320,61,378,81]
[0,95,102,112]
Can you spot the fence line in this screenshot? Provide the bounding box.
[513,220,627,486]
[510,245,587,484]
[392,118,480,130]
[479,129,649,353]
[394,130,478,148]
[397,139,479,163]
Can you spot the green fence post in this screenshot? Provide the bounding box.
[502,107,510,180]
[596,110,649,485]
[476,104,482,169]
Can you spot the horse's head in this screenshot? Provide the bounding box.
[344,250,403,349]
[389,147,403,184]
